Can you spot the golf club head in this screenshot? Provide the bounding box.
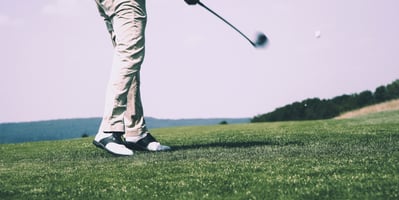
[254,32,268,48]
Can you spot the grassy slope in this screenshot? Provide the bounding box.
[336,99,399,119]
[1,111,399,199]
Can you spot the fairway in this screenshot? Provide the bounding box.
[1,111,399,199]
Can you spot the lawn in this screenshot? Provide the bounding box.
[1,111,398,199]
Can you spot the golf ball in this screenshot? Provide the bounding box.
[315,30,321,38]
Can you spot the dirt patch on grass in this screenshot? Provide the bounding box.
[335,99,399,119]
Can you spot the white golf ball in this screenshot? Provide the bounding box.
[315,30,321,38]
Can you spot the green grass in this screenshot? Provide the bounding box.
[1,111,399,199]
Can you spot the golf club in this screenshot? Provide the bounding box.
[185,0,268,48]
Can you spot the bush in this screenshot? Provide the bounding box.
[219,121,228,125]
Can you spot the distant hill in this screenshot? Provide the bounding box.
[0,117,249,144]
[335,99,399,119]
[252,79,399,122]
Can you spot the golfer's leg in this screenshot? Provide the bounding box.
[95,0,124,134]
[117,0,148,137]
[105,0,147,136]
[93,0,135,156]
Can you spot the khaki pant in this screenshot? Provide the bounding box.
[95,0,148,137]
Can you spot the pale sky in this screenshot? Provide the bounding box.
[1,0,398,123]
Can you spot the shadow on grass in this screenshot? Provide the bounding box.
[171,140,304,151]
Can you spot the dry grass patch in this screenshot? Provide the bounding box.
[336,99,399,119]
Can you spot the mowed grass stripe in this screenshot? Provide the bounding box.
[1,111,398,199]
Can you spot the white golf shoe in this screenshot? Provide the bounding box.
[93,132,134,156]
[124,133,171,152]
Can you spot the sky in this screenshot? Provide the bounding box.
[1,0,398,123]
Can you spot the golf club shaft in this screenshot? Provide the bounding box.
[197,1,255,46]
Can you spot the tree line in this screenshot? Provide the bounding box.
[251,79,399,123]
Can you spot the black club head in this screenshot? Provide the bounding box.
[254,33,268,48]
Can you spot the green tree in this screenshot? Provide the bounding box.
[374,86,388,103]
[386,79,399,99]
[357,90,373,107]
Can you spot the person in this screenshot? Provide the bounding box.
[93,0,170,156]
